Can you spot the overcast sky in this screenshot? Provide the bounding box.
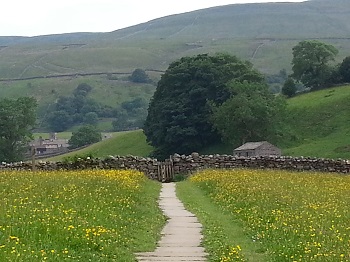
[1,0,306,37]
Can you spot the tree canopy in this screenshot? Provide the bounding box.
[211,82,286,146]
[129,68,151,83]
[291,40,338,90]
[112,98,148,131]
[47,83,112,132]
[339,56,350,83]
[68,125,102,149]
[0,97,37,162]
[282,77,297,97]
[143,53,264,159]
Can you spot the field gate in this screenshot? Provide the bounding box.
[157,157,174,182]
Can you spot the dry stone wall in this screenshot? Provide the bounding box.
[171,153,350,174]
[1,154,350,179]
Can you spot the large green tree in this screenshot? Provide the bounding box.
[291,40,338,90]
[143,53,264,159]
[0,97,37,162]
[211,82,286,146]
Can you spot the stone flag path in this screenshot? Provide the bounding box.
[136,183,208,261]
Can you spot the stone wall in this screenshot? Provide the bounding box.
[1,154,349,180]
[171,153,350,174]
[0,155,162,180]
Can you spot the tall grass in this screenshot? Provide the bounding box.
[0,170,165,261]
[178,169,350,261]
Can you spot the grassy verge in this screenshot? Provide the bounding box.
[179,169,350,261]
[177,180,268,262]
[0,170,165,261]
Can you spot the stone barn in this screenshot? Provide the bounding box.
[233,141,281,157]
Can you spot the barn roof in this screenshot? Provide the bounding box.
[234,141,268,151]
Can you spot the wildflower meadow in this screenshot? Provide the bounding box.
[0,170,165,261]
[186,169,350,262]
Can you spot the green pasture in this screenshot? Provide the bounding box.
[45,130,153,161]
[282,85,350,159]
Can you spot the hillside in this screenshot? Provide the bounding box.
[1,0,349,78]
[0,0,349,132]
[46,129,152,161]
[282,84,350,159]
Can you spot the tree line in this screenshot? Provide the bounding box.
[47,82,148,133]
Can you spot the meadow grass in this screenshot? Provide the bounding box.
[178,169,350,262]
[0,169,165,261]
[177,181,268,262]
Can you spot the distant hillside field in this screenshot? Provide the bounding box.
[0,0,350,124]
[282,85,350,159]
[0,75,156,129]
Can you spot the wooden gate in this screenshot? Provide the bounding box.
[157,159,174,182]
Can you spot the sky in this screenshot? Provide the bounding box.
[1,0,306,37]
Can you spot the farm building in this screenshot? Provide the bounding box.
[29,133,69,156]
[233,141,281,157]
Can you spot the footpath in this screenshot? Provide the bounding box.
[136,183,208,261]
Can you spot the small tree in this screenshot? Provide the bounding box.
[129,69,151,83]
[282,77,297,97]
[68,125,102,149]
[0,97,37,162]
[73,83,92,97]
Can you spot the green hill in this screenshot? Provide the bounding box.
[1,0,349,78]
[0,0,350,129]
[46,129,152,161]
[282,85,350,159]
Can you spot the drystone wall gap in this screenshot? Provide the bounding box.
[0,154,350,181]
